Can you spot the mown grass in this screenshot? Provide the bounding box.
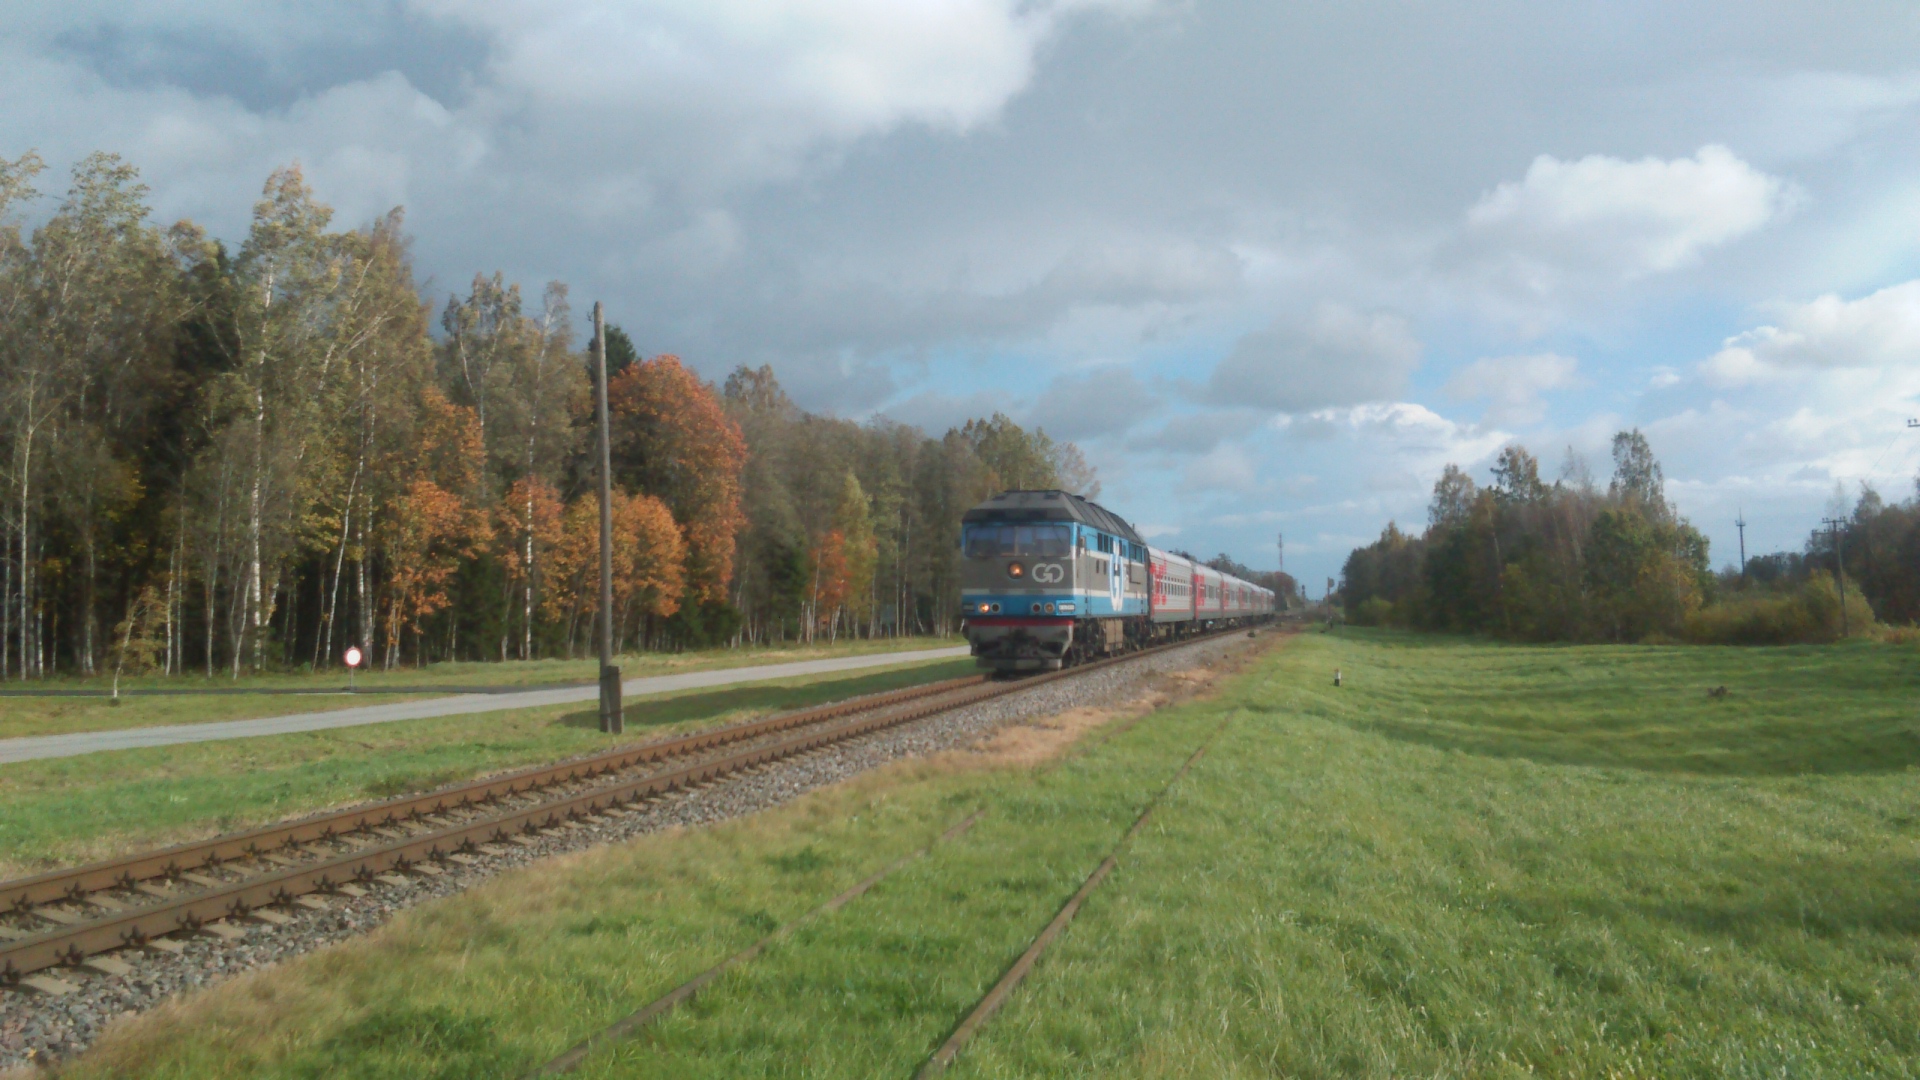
[0,657,976,877]
[57,632,1920,1079]
[959,633,1920,1077]
[0,636,961,740]
[1323,628,1920,775]
[0,693,426,742]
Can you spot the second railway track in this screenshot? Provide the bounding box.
[0,631,1250,989]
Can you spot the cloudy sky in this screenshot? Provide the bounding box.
[7,1,1920,590]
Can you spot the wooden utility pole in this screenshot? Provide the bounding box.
[1275,532,1284,610]
[1735,510,1747,583]
[593,302,622,733]
[1821,516,1848,639]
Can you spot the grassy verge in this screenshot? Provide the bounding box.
[0,636,961,740]
[0,694,426,742]
[60,632,1920,1079]
[0,657,976,878]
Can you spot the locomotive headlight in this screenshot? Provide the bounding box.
[1007,562,1025,578]
[1044,602,1055,614]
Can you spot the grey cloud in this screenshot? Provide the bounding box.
[1283,414,1341,442]
[1127,408,1266,454]
[1024,367,1161,442]
[1032,241,1244,310]
[876,387,1015,434]
[52,9,488,112]
[1205,304,1421,413]
[610,232,1244,411]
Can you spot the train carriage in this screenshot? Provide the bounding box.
[960,489,1272,673]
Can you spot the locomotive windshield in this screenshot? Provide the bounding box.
[963,524,1071,558]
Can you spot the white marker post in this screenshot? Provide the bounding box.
[344,646,364,692]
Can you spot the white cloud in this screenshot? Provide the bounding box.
[0,50,485,231]
[1342,404,1513,497]
[1443,352,1582,426]
[1456,145,1793,297]
[421,0,1148,192]
[5,0,1151,235]
[1703,280,1920,385]
[1206,303,1422,413]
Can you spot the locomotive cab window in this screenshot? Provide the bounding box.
[963,524,1071,558]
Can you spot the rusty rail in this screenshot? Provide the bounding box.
[0,626,1256,984]
[2,675,982,915]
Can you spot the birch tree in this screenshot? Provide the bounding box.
[26,154,181,673]
[211,165,348,673]
[441,276,585,659]
[0,150,47,677]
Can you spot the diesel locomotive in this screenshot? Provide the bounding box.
[959,489,1274,672]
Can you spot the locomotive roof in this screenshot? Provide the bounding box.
[961,490,1144,544]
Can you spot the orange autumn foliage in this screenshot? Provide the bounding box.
[612,489,686,620]
[379,479,489,658]
[546,490,686,641]
[496,476,565,589]
[607,355,746,605]
[374,387,490,662]
[411,384,487,498]
[811,528,849,632]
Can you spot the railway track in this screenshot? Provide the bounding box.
[0,631,1247,990]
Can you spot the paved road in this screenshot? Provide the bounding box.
[0,647,973,765]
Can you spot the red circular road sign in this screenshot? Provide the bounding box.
[344,646,364,668]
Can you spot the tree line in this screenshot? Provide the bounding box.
[0,151,1114,678]
[1340,431,1875,644]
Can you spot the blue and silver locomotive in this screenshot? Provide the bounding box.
[959,489,1273,672]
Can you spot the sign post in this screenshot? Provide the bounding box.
[344,646,363,692]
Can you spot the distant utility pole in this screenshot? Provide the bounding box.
[1821,516,1849,639]
[1735,510,1747,583]
[593,302,623,734]
[1276,532,1284,576]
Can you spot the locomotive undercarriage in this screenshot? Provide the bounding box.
[970,614,1269,675]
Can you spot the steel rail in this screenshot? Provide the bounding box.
[0,626,1259,985]
[1,674,984,915]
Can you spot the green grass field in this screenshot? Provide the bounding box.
[0,636,960,740]
[60,632,1920,1079]
[0,657,976,878]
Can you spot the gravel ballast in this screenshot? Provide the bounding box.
[0,633,1257,1071]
